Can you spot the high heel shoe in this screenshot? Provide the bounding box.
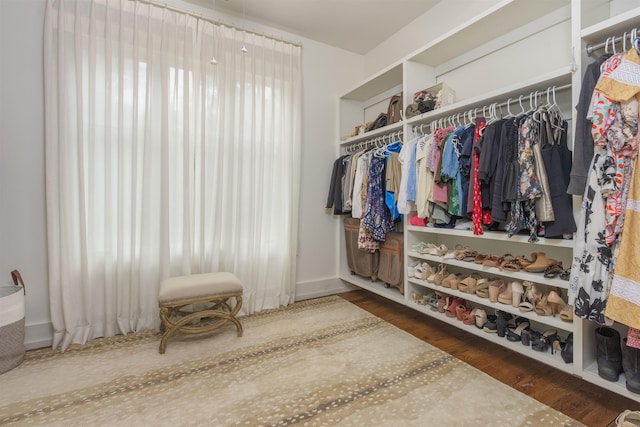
[518,281,541,312]
[511,281,524,307]
[497,281,513,305]
[420,263,434,281]
[547,289,567,317]
[433,264,449,285]
[535,288,559,316]
[488,279,505,303]
[561,333,573,364]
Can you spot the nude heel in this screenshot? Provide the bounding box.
[511,281,524,307]
[547,289,566,317]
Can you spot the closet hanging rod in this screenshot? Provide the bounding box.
[344,131,404,153]
[128,0,302,47]
[585,27,638,55]
[412,83,572,132]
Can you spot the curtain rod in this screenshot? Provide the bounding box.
[585,27,638,55]
[129,0,303,48]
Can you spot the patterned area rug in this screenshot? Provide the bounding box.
[0,296,582,426]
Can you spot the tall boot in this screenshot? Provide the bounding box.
[596,326,622,381]
[623,338,640,394]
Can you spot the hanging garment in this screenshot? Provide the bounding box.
[540,118,577,237]
[343,150,364,211]
[568,149,615,324]
[490,117,517,222]
[568,54,612,195]
[532,110,555,223]
[506,115,542,241]
[415,133,431,218]
[362,155,395,242]
[472,117,487,234]
[441,126,466,217]
[326,155,348,214]
[385,143,403,220]
[606,157,640,328]
[397,137,417,214]
[351,152,371,219]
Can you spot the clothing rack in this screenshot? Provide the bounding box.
[345,131,404,154]
[411,83,572,135]
[585,27,639,56]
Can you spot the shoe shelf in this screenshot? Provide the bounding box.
[407,251,571,290]
[407,277,574,332]
[406,297,574,375]
[339,273,406,305]
[406,225,574,249]
[582,362,640,401]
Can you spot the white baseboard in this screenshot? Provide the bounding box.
[25,321,53,350]
[295,277,357,301]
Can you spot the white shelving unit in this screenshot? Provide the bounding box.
[337,0,640,402]
[571,0,640,401]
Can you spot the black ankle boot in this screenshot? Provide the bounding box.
[496,311,512,338]
[561,333,573,364]
[596,327,622,381]
[622,338,640,394]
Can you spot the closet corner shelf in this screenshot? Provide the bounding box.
[405,0,570,67]
[405,66,572,127]
[406,225,575,248]
[407,251,571,289]
[340,121,404,146]
[580,7,640,42]
[341,63,403,102]
[407,277,574,332]
[582,362,640,400]
[407,299,575,375]
[339,273,406,305]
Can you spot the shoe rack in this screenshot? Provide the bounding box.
[336,0,640,402]
[404,226,575,375]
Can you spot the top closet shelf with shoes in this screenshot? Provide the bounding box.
[406,225,574,249]
[404,67,572,127]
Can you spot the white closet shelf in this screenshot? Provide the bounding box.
[406,0,570,66]
[408,277,574,332]
[581,7,640,42]
[407,251,571,289]
[341,63,403,102]
[407,298,575,374]
[582,362,640,400]
[339,273,406,305]
[406,225,574,248]
[405,67,572,126]
[340,121,403,146]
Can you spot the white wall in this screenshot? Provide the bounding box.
[0,0,363,348]
[0,0,51,347]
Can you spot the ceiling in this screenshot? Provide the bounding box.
[183,0,441,54]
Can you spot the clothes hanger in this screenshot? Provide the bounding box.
[505,98,514,118]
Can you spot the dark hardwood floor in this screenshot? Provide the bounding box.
[339,289,640,427]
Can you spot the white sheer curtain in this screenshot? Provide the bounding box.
[43,0,302,350]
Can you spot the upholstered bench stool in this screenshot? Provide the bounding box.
[158,272,243,354]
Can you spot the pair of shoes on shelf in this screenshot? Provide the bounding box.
[455,246,478,262]
[411,242,449,256]
[523,252,563,273]
[505,318,530,342]
[457,273,483,294]
[518,281,541,312]
[535,287,567,317]
[495,281,524,307]
[445,297,466,318]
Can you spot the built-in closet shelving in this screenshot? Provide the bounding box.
[571,0,640,402]
[337,0,640,401]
